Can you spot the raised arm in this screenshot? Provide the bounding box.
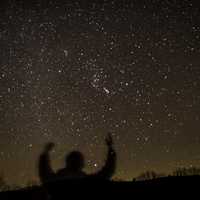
[93,134,116,180]
[38,142,55,184]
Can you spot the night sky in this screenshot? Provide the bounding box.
[0,0,200,186]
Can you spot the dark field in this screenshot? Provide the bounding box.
[1,176,199,199]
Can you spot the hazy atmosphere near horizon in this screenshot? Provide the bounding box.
[0,0,200,186]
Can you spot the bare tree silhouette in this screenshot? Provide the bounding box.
[173,167,200,177]
[135,170,165,181]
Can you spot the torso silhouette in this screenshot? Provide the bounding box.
[56,168,87,180]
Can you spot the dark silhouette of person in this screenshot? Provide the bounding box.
[39,134,116,184]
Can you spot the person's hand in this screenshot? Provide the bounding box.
[106,133,113,147]
[44,142,55,153]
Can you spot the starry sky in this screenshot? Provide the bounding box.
[0,0,200,186]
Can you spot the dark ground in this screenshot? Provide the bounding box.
[1,176,200,199]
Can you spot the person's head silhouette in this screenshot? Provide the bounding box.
[65,151,85,172]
